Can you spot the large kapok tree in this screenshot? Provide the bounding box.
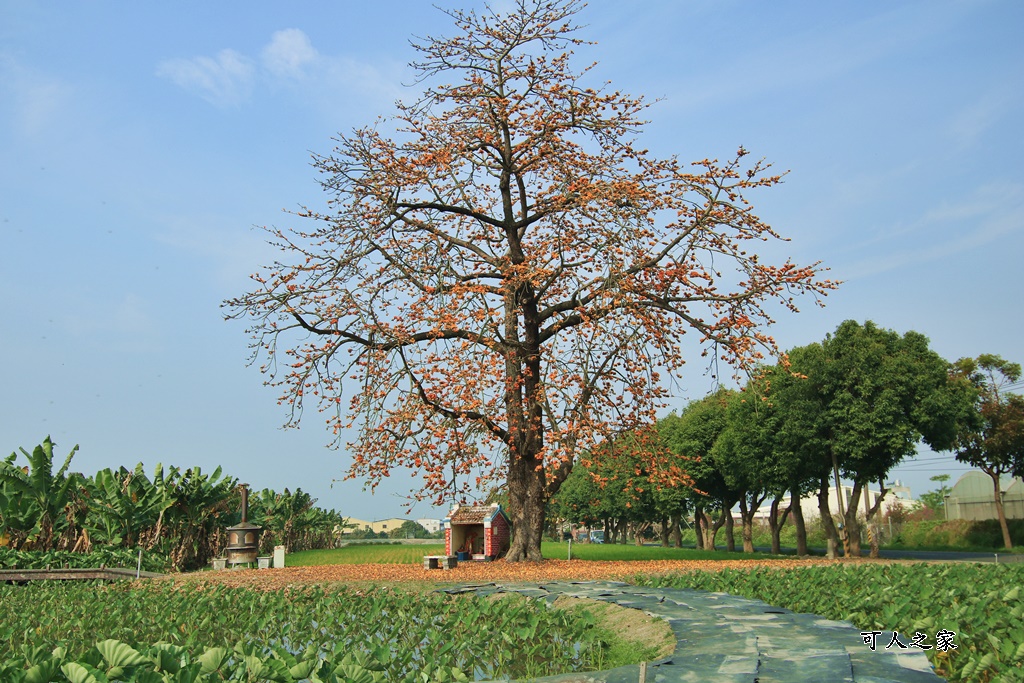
[225,0,836,561]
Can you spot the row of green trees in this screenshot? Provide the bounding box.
[551,320,1024,554]
[0,438,348,570]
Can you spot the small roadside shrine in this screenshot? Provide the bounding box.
[444,503,511,561]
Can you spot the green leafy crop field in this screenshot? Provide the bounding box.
[0,581,621,682]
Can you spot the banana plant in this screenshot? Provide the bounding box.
[162,466,237,571]
[0,437,81,550]
[83,464,169,549]
[248,488,345,552]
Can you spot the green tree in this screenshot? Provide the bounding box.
[390,520,431,539]
[658,390,738,551]
[918,473,952,517]
[761,358,831,556]
[951,354,1024,549]
[791,321,974,557]
[712,390,774,554]
[713,367,823,555]
[549,460,604,530]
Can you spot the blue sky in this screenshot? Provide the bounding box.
[2,1,1022,521]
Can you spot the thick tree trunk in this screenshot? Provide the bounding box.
[738,499,755,553]
[844,480,864,557]
[724,509,736,552]
[791,485,808,557]
[694,507,706,550]
[707,507,726,550]
[505,448,546,562]
[989,471,1014,550]
[767,496,791,556]
[660,516,670,547]
[865,480,883,559]
[633,521,649,546]
[817,475,840,558]
[670,513,682,548]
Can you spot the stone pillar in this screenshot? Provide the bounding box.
[273,545,286,568]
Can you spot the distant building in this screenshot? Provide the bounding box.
[339,518,371,534]
[945,471,1024,521]
[752,480,914,521]
[416,518,442,534]
[368,518,408,534]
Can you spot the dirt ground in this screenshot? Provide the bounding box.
[168,557,857,591]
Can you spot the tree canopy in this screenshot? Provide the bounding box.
[951,354,1024,548]
[786,320,974,555]
[226,0,836,560]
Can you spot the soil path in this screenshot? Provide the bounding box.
[173,557,879,589]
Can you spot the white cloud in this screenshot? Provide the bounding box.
[262,28,319,80]
[156,49,255,107]
[261,28,404,110]
[157,30,404,113]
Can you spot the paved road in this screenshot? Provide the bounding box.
[450,580,944,683]
[872,547,1023,562]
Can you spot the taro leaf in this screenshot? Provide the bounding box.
[23,660,59,683]
[60,662,108,683]
[132,671,164,683]
[333,663,384,683]
[146,646,181,674]
[80,649,104,670]
[370,645,391,668]
[270,645,299,668]
[256,656,293,683]
[289,659,319,680]
[96,641,149,669]
[169,662,203,683]
[22,645,51,666]
[197,648,229,675]
[0,663,25,683]
[242,654,277,681]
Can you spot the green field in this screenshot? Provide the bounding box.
[1,581,645,682]
[288,543,446,565]
[286,541,770,566]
